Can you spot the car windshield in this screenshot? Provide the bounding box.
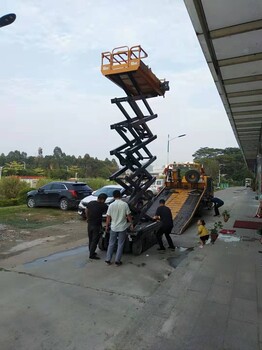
[41,184,52,190]
[94,187,121,197]
[70,184,92,191]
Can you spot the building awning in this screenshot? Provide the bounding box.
[184,0,262,170]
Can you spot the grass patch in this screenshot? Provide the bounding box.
[0,205,77,229]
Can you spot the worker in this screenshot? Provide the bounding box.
[210,196,224,216]
[163,164,174,183]
[86,193,108,260]
[105,190,133,266]
[153,199,175,250]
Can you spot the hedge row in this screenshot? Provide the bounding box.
[0,189,29,207]
[0,198,20,207]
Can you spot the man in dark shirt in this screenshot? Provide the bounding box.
[86,193,108,259]
[154,199,175,251]
[211,196,224,216]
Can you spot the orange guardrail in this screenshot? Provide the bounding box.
[101,45,169,97]
[101,45,148,75]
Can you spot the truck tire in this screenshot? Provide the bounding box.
[185,170,200,184]
[98,236,109,251]
[145,190,154,200]
[132,238,143,256]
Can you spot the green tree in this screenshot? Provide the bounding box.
[68,166,81,178]
[3,161,25,175]
[193,147,251,185]
[0,148,119,180]
[192,147,224,160]
[53,146,64,159]
[33,167,46,176]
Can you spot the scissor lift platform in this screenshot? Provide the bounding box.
[100,45,169,255]
[101,45,169,98]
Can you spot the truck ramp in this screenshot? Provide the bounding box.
[146,188,204,235]
[145,188,175,217]
[168,189,204,235]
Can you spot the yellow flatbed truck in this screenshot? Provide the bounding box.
[146,163,213,235]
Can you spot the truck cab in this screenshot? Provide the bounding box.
[245,178,252,187]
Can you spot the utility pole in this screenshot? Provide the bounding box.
[0,166,3,180]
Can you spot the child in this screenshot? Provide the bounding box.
[197,219,209,248]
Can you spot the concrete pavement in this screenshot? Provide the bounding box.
[106,187,262,350]
[0,187,261,350]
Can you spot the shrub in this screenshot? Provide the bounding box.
[222,209,230,218]
[17,187,34,204]
[209,221,223,234]
[0,176,30,199]
[0,198,19,207]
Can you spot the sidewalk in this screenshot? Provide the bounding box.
[105,187,262,350]
[1,187,260,350]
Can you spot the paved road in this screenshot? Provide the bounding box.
[0,187,261,350]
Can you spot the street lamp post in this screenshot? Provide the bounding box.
[218,164,225,188]
[167,134,186,164]
[0,13,16,28]
[0,13,15,179]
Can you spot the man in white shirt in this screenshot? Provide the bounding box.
[105,190,133,266]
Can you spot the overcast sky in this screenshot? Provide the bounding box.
[1,0,238,168]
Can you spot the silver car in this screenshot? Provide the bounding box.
[78,184,125,219]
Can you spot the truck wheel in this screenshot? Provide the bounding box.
[123,236,132,253]
[132,238,143,256]
[98,236,109,251]
[145,190,154,200]
[185,170,200,184]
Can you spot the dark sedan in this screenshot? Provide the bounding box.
[27,181,93,210]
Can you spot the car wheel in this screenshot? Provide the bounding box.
[27,197,36,208]
[60,198,69,211]
[78,209,86,220]
[81,213,86,220]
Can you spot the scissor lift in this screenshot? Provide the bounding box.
[101,45,169,254]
